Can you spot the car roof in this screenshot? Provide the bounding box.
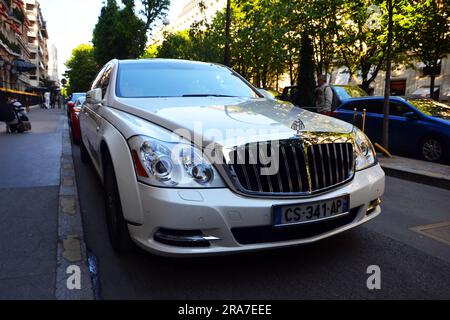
[341,96,407,102]
[117,58,225,68]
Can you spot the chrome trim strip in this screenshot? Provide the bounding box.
[248,146,263,192]
[258,145,274,193]
[339,143,345,181]
[310,145,320,189]
[332,143,339,183]
[326,144,334,185]
[318,145,327,188]
[281,146,294,192]
[291,146,303,191]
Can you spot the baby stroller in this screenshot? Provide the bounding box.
[4,101,32,133]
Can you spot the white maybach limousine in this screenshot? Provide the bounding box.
[79,59,385,256]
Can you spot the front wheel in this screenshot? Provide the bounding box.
[420,137,445,162]
[103,151,135,252]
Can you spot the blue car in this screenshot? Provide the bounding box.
[333,97,450,163]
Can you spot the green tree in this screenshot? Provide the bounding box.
[140,0,171,33]
[92,0,163,66]
[155,30,194,59]
[64,44,99,95]
[92,0,121,66]
[334,0,390,93]
[295,32,316,108]
[117,0,147,59]
[398,0,450,99]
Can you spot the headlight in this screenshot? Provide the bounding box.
[128,135,225,188]
[353,128,377,171]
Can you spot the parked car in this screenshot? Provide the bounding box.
[69,95,86,144]
[79,59,385,256]
[278,85,368,109]
[332,97,450,163]
[66,92,86,118]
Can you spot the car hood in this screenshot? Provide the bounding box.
[111,97,354,146]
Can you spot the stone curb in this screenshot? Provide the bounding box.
[55,119,94,300]
[381,165,450,191]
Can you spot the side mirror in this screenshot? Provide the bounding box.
[86,88,102,103]
[404,112,417,120]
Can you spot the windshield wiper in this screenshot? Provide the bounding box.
[182,94,237,97]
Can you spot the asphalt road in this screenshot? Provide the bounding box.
[72,145,450,300]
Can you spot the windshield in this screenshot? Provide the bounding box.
[408,99,450,120]
[76,97,86,105]
[333,86,368,101]
[71,93,85,102]
[116,61,259,99]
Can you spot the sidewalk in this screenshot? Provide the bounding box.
[379,155,450,190]
[0,108,92,299]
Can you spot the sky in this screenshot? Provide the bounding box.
[38,0,185,79]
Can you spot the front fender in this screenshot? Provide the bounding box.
[101,121,144,225]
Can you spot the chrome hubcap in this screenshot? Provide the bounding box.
[422,139,442,161]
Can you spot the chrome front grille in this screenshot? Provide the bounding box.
[226,140,354,196]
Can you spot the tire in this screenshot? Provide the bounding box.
[420,137,445,163]
[9,125,17,133]
[80,137,91,164]
[103,151,135,252]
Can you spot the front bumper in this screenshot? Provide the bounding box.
[128,164,385,256]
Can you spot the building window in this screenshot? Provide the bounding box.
[390,79,407,96]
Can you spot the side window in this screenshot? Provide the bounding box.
[340,101,365,112]
[91,66,106,90]
[340,101,383,114]
[390,101,412,117]
[100,65,112,98]
[363,101,383,114]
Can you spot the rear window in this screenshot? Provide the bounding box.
[408,99,450,120]
[333,86,368,101]
[71,93,85,102]
[116,62,259,99]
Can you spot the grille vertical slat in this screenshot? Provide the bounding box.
[281,147,294,192]
[291,146,303,191]
[326,144,334,186]
[228,141,354,196]
[248,146,263,192]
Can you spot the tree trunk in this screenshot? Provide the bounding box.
[289,56,294,85]
[430,68,436,100]
[224,0,231,66]
[295,32,316,108]
[361,80,371,95]
[382,0,393,150]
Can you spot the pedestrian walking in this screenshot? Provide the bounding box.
[314,74,333,115]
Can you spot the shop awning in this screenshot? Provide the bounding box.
[410,87,440,98]
[12,59,37,72]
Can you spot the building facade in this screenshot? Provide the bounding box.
[47,42,58,86]
[331,55,450,102]
[24,0,48,88]
[0,0,35,91]
[152,0,226,44]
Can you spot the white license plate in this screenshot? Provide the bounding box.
[273,195,350,227]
